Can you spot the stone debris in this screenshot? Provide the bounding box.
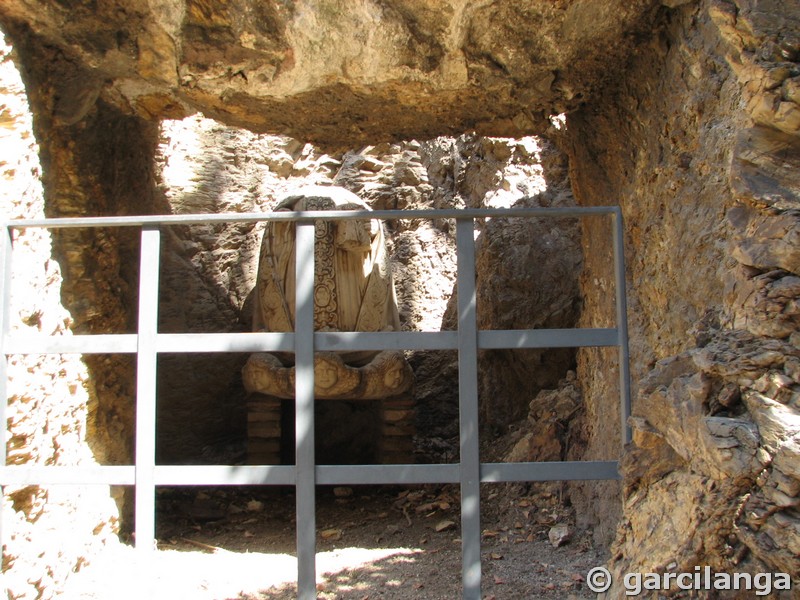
[333,487,354,498]
[319,528,343,541]
[434,520,456,533]
[548,524,572,548]
[613,329,800,592]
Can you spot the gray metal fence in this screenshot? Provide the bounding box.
[0,206,631,599]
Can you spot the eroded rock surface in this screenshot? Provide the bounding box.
[607,329,800,597]
[1,34,121,600]
[0,0,662,147]
[153,124,579,464]
[560,0,800,590]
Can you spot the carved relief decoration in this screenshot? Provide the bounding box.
[243,350,413,400]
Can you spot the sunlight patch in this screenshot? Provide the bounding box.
[61,544,422,599]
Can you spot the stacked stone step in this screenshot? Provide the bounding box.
[380,393,415,464]
[246,393,282,465]
[247,393,417,465]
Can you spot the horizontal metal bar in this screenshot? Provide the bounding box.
[3,205,616,230]
[153,465,295,486]
[156,332,295,353]
[3,332,296,355]
[480,461,620,482]
[2,329,619,356]
[478,328,619,349]
[315,331,458,351]
[316,464,460,485]
[0,466,135,485]
[4,334,138,354]
[0,465,295,486]
[0,461,620,487]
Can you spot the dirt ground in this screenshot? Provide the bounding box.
[67,481,605,599]
[63,368,608,600]
[60,480,609,599]
[59,351,611,600]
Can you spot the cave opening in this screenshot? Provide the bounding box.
[2,78,627,596]
[6,0,796,596]
[1,113,632,594]
[0,16,632,593]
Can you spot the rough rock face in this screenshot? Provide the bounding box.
[560,0,800,587]
[1,35,120,600]
[501,371,583,465]
[607,329,800,598]
[472,155,581,431]
[0,0,661,147]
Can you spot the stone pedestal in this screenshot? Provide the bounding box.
[246,393,283,465]
[245,389,415,465]
[244,351,416,465]
[379,393,415,464]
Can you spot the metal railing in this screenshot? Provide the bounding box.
[0,206,631,599]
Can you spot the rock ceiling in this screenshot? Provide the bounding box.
[0,0,664,147]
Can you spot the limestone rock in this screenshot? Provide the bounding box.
[0,0,662,147]
[548,524,572,548]
[563,0,800,553]
[729,206,800,275]
[713,0,800,137]
[0,34,122,600]
[729,269,800,339]
[472,193,582,429]
[605,329,800,597]
[435,137,581,432]
[503,372,582,464]
[730,127,800,212]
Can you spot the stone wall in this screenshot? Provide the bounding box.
[1,34,120,600]
[560,0,800,592]
[560,0,747,543]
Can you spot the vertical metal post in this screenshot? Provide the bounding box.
[0,225,13,595]
[456,218,481,600]
[295,221,317,599]
[612,209,632,445]
[135,226,161,552]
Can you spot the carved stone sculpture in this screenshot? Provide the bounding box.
[244,186,414,464]
[243,350,413,400]
[253,186,399,357]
